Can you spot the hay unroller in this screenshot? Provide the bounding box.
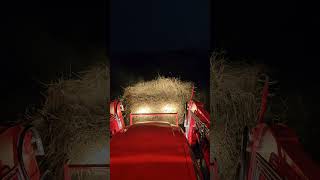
[26,64,109,179]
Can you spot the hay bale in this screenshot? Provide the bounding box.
[122,76,194,125]
[27,64,109,179]
[210,52,266,179]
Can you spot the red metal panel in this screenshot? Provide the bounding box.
[1,125,40,180]
[111,122,199,180]
[110,100,125,136]
[64,164,71,180]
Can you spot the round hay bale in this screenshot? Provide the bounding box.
[210,52,266,179]
[27,64,109,179]
[122,76,194,125]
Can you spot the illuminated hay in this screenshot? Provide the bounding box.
[131,114,179,125]
[123,77,194,125]
[210,52,266,179]
[27,64,109,179]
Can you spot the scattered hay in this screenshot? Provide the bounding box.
[122,76,194,125]
[26,64,109,179]
[210,52,266,179]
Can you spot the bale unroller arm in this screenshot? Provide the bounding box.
[110,100,125,136]
[185,96,211,179]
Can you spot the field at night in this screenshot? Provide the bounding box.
[1,0,320,179]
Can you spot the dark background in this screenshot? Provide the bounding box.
[212,0,320,161]
[0,2,107,122]
[1,0,319,163]
[110,0,210,107]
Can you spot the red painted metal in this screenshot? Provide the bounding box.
[110,122,203,180]
[246,78,320,180]
[129,112,179,126]
[247,123,320,179]
[111,86,210,179]
[110,100,125,136]
[185,98,210,171]
[63,164,71,180]
[193,101,210,128]
[247,78,269,180]
[182,86,211,178]
[0,125,42,180]
[185,108,196,145]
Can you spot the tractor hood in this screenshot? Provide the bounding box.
[110,122,200,180]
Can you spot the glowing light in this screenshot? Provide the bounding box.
[162,104,177,113]
[189,103,197,112]
[136,106,151,114]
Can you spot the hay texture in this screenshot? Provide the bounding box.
[27,64,109,179]
[210,52,266,179]
[122,77,194,125]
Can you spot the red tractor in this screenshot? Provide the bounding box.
[0,124,50,180]
[0,123,109,180]
[3,78,319,180]
[235,77,320,180]
[110,87,211,179]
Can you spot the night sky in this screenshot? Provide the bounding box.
[110,0,211,104]
[1,2,106,122]
[110,0,210,53]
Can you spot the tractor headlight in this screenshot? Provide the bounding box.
[136,106,151,114]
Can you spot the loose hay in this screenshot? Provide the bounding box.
[122,76,194,125]
[26,64,109,179]
[210,52,266,179]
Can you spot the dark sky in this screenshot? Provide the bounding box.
[213,0,320,71]
[110,0,211,105]
[110,0,210,53]
[1,2,106,121]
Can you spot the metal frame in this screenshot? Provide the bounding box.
[247,77,269,180]
[1,125,43,180]
[64,164,109,180]
[0,165,24,180]
[129,112,179,126]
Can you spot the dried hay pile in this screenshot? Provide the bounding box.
[122,77,194,125]
[210,52,266,179]
[27,64,109,179]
